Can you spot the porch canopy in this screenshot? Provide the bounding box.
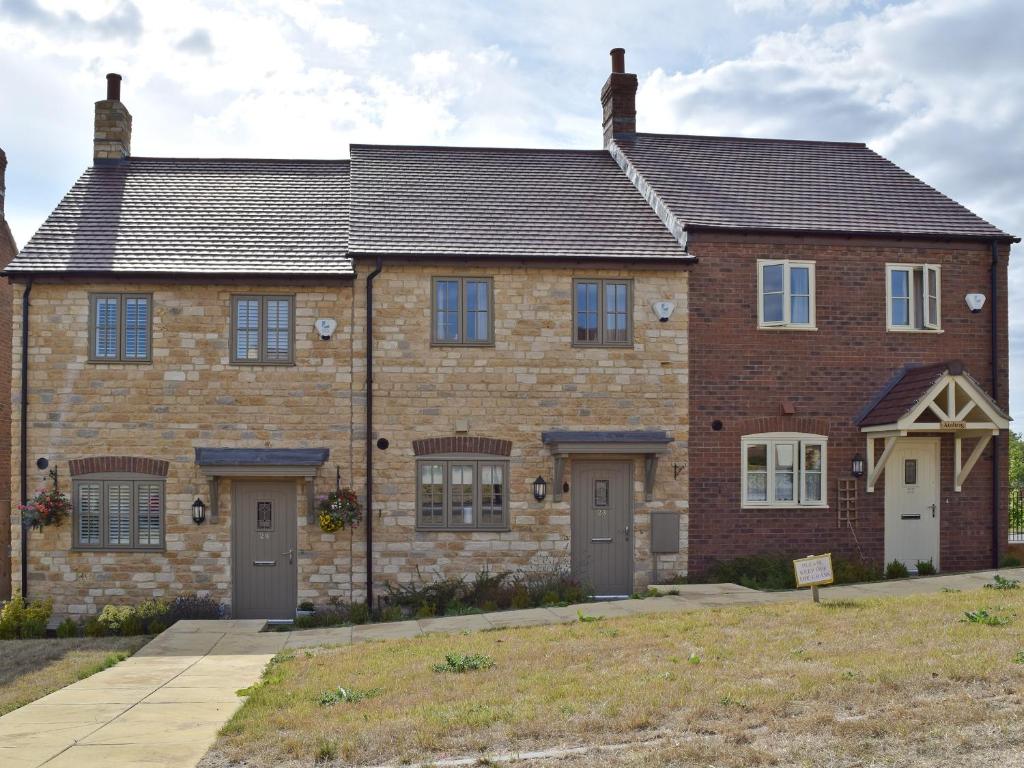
[195,447,329,521]
[541,430,673,502]
[856,362,1009,493]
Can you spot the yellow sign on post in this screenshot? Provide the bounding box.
[793,553,834,603]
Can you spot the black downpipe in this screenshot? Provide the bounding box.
[19,278,32,600]
[991,240,1001,569]
[365,257,383,607]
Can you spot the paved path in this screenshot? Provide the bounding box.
[2,567,1021,767]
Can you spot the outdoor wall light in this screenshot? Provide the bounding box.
[532,476,548,502]
[191,497,207,525]
[851,453,866,479]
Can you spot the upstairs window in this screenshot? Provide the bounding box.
[886,264,940,331]
[431,277,494,345]
[741,433,827,508]
[757,260,815,329]
[89,293,152,362]
[73,475,164,550]
[416,458,509,530]
[573,278,632,347]
[231,295,294,364]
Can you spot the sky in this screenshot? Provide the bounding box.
[0,0,1021,419]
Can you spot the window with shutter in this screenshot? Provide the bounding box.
[73,475,165,550]
[231,295,295,364]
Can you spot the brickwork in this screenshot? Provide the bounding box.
[0,203,12,599]
[686,232,1010,575]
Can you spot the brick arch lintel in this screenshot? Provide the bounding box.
[412,436,512,457]
[68,456,170,477]
[736,415,832,437]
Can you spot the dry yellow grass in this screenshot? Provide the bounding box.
[204,587,1024,767]
[0,636,149,715]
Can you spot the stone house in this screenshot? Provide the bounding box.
[4,51,1014,617]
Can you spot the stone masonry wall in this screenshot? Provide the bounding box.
[10,278,358,616]
[356,259,689,597]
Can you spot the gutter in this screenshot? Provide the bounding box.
[19,278,32,599]
[364,256,383,608]
[991,240,1001,569]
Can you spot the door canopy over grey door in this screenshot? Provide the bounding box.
[195,447,329,522]
[541,430,672,502]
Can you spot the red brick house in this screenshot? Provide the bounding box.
[601,58,1014,573]
[2,50,1015,612]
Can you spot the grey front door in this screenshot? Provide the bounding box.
[571,460,633,597]
[232,481,297,620]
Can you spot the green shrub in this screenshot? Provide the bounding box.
[962,609,1012,626]
[298,601,315,612]
[1000,554,1022,568]
[915,559,937,576]
[707,554,797,590]
[378,605,403,623]
[82,616,106,637]
[832,557,883,584]
[885,560,910,580]
[414,603,436,619]
[348,602,370,625]
[0,596,27,639]
[293,614,319,629]
[510,588,531,610]
[317,685,381,706]
[97,605,138,636]
[166,592,223,622]
[985,575,1020,591]
[432,653,494,673]
[147,619,168,635]
[20,598,52,638]
[56,617,79,638]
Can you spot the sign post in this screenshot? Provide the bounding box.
[793,553,834,603]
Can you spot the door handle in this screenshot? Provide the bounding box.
[281,549,294,564]
[929,504,936,518]
[624,525,630,542]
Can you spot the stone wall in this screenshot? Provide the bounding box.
[9,261,689,616]
[357,259,689,596]
[10,278,358,615]
[0,212,13,599]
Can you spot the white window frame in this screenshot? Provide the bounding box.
[756,260,816,330]
[885,264,942,332]
[741,432,828,509]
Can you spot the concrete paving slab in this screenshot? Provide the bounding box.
[0,702,131,726]
[418,614,494,634]
[484,607,562,628]
[43,742,212,768]
[283,626,352,648]
[143,685,245,704]
[547,601,632,621]
[352,622,424,642]
[79,701,232,746]
[32,685,161,706]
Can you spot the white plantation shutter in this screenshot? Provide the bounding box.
[77,482,101,546]
[123,296,150,359]
[106,482,132,546]
[264,298,291,362]
[136,482,163,546]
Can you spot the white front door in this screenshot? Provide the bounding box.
[885,438,940,572]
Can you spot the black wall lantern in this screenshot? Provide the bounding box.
[851,453,865,478]
[191,497,207,525]
[532,476,548,502]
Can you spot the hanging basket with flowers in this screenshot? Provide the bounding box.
[20,469,71,531]
[317,487,362,533]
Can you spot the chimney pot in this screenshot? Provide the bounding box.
[601,48,637,146]
[106,73,122,101]
[610,48,625,74]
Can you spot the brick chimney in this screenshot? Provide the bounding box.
[93,73,132,163]
[601,48,637,146]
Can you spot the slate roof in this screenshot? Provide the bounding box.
[348,144,689,260]
[5,158,353,275]
[615,133,1015,242]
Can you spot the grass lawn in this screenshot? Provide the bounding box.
[204,587,1024,767]
[0,635,150,715]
